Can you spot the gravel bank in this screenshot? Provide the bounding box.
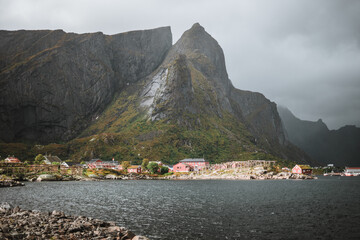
[0,203,148,240]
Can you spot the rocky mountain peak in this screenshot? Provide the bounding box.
[186,22,206,35]
[279,106,360,166]
[168,23,228,80]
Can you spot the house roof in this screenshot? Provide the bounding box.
[45,155,62,163]
[88,159,102,163]
[149,161,162,164]
[5,157,20,160]
[180,158,206,162]
[66,162,78,166]
[174,162,192,167]
[101,161,119,164]
[128,165,141,169]
[5,157,21,163]
[296,165,312,169]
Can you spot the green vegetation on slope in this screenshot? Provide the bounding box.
[58,58,281,164]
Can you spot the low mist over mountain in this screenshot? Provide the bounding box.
[0,24,314,165]
[278,106,360,167]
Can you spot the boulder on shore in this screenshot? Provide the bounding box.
[36,174,58,181]
[0,202,12,212]
[0,180,25,187]
[105,174,119,179]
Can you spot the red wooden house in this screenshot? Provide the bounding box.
[179,158,209,171]
[292,165,312,175]
[118,165,142,173]
[127,165,142,174]
[173,162,193,173]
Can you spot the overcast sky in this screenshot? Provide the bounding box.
[1,0,359,129]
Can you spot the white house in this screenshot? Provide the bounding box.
[44,155,69,167]
[344,167,360,176]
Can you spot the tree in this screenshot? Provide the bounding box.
[147,162,159,174]
[34,154,45,164]
[160,166,169,174]
[121,161,131,170]
[141,158,149,171]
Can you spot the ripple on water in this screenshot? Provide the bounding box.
[1,178,360,239]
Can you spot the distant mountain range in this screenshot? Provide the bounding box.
[0,24,314,165]
[278,106,360,167]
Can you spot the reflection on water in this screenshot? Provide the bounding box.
[1,177,360,239]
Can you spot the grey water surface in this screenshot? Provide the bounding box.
[1,177,360,239]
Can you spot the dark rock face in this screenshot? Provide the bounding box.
[278,106,360,166]
[0,27,172,143]
[230,89,286,146]
[170,23,233,112]
[166,24,286,145]
[138,23,312,163]
[169,23,229,81]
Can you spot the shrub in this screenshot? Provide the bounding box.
[121,161,131,170]
[34,154,45,164]
[147,162,159,174]
[141,158,149,170]
[160,166,169,174]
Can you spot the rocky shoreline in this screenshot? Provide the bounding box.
[0,173,165,188]
[167,168,317,180]
[0,180,24,188]
[0,203,148,240]
[1,168,316,186]
[33,173,157,182]
[0,172,316,186]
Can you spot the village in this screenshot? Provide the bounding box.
[1,154,359,186]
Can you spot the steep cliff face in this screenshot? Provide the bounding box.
[230,89,287,151]
[140,23,232,121]
[278,106,360,166]
[0,27,172,142]
[89,23,312,164]
[141,24,289,152]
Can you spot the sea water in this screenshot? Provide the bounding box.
[1,177,359,239]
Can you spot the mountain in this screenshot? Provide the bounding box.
[0,24,314,165]
[278,106,360,166]
[0,27,172,142]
